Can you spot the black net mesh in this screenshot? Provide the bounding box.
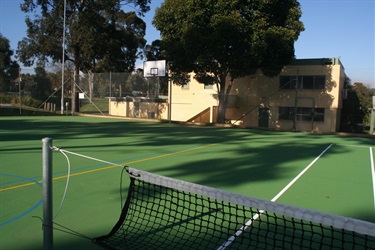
[93,168,375,250]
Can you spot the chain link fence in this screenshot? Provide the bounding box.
[77,72,167,116]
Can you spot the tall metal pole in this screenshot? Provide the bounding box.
[61,0,66,114]
[109,72,112,98]
[168,78,172,123]
[18,67,22,115]
[42,138,53,249]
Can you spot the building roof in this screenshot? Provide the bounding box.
[290,58,343,67]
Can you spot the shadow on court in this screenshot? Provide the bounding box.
[1,116,374,249]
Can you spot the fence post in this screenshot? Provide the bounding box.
[42,137,53,250]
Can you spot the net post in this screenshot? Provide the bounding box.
[42,137,53,250]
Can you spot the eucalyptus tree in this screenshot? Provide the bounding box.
[154,0,304,123]
[17,0,151,112]
[0,34,19,92]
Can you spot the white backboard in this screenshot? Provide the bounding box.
[373,96,375,109]
[143,60,166,78]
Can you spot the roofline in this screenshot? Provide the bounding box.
[290,58,344,68]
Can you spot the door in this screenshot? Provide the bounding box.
[258,108,269,128]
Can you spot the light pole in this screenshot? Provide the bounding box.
[18,67,21,114]
[61,0,66,114]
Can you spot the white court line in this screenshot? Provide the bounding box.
[370,147,375,210]
[336,144,373,149]
[217,144,334,250]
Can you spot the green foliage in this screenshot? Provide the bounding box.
[17,0,150,73]
[341,81,375,132]
[95,11,147,72]
[154,0,304,82]
[125,73,148,94]
[33,64,52,100]
[153,0,304,122]
[0,93,12,103]
[144,40,164,61]
[0,93,42,108]
[17,0,151,113]
[352,83,375,125]
[0,34,20,92]
[13,96,42,107]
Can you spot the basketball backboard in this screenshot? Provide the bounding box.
[143,60,166,78]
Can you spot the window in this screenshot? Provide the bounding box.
[279,107,294,120]
[278,107,325,122]
[302,76,314,89]
[280,76,297,89]
[314,76,326,89]
[280,75,326,90]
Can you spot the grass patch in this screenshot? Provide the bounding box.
[79,98,109,114]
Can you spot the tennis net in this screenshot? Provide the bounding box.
[93,167,375,249]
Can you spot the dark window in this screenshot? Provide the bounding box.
[280,76,298,89]
[302,76,314,89]
[313,108,325,122]
[279,107,294,120]
[297,107,313,121]
[280,75,326,90]
[314,76,326,89]
[279,107,325,122]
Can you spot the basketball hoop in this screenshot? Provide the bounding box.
[150,68,158,77]
[143,60,166,78]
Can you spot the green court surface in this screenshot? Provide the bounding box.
[1,116,374,249]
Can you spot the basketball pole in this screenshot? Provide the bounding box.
[42,138,53,250]
[169,77,172,123]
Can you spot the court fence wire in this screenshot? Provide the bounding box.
[93,167,375,250]
[77,72,166,116]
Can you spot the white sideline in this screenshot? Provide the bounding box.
[217,144,334,250]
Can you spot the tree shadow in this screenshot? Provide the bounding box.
[1,117,374,249]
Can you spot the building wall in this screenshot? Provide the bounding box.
[170,74,218,122]
[109,98,168,119]
[227,60,345,132]
[170,58,346,133]
[108,58,346,133]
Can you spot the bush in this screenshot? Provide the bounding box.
[0,94,12,103]
[0,93,42,108]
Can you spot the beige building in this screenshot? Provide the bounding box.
[169,58,346,132]
[109,58,346,133]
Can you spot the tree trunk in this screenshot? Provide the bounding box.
[216,74,233,124]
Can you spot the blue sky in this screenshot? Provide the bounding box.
[1,0,374,87]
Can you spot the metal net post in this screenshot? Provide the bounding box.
[42,137,53,250]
